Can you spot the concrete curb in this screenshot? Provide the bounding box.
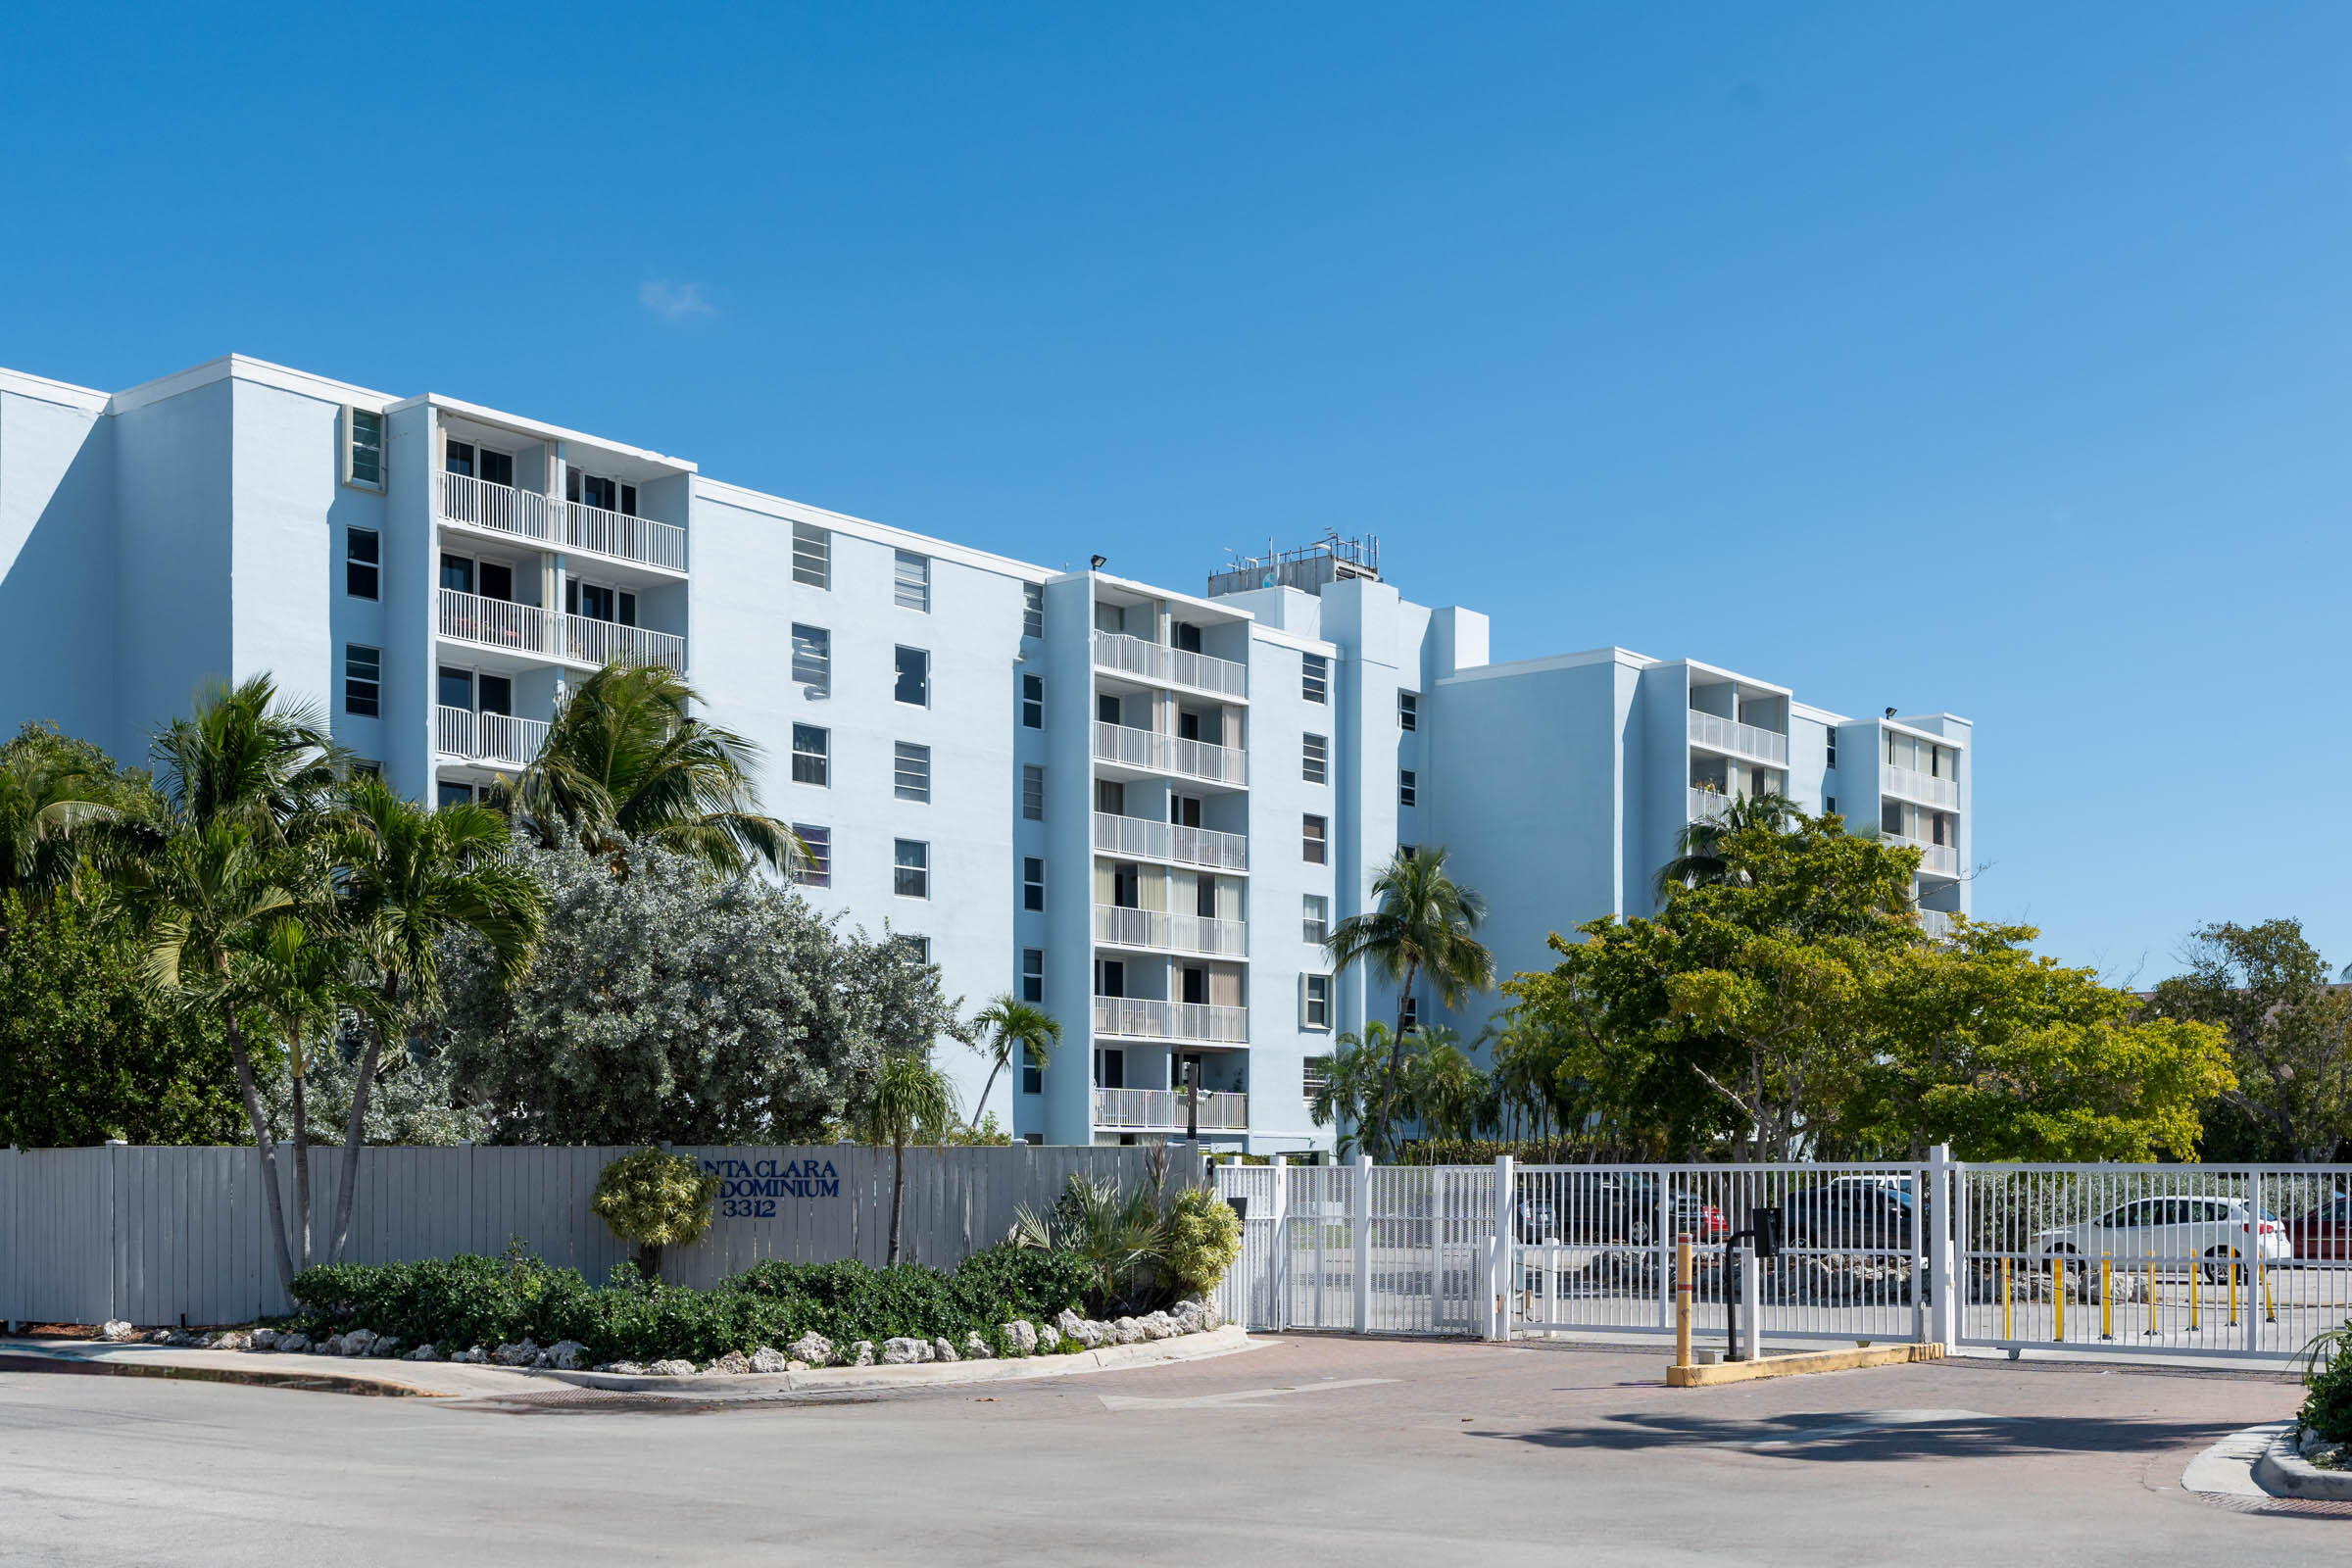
[1667,1342,1944,1387]
[2252,1428,2352,1500]
[540,1325,1265,1395]
[0,1348,436,1396]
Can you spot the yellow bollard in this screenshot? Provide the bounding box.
[2260,1254,2276,1325]
[2145,1252,2157,1338]
[2100,1256,2113,1340]
[1674,1237,1694,1368]
[2000,1256,2013,1341]
[2190,1258,2200,1332]
[2228,1252,2239,1326]
[2052,1256,2065,1341]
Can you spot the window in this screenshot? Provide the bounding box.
[1302,895,1329,945]
[436,782,472,809]
[894,742,932,803]
[345,408,384,489]
[1023,582,1045,640]
[894,839,930,899]
[1022,949,1045,1005]
[1301,814,1327,864]
[1021,1041,1045,1095]
[1021,673,1044,728]
[894,550,931,612]
[1825,732,1838,769]
[1022,857,1046,911]
[1399,994,1419,1033]
[1825,795,1838,816]
[1399,768,1417,808]
[438,664,472,710]
[792,824,831,887]
[895,647,929,706]
[1301,733,1328,785]
[1302,974,1333,1031]
[350,760,381,779]
[790,724,829,786]
[1022,764,1046,821]
[791,624,831,695]
[1301,653,1328,704]
[345,526,380,600]
[1399,843,1417,860]
[792,522,830,589]
[1303,1055,1332,1102]
[1398,691,1419,731]
[343,644,381,717]
[896,935,932,964]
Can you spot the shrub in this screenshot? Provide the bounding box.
[2303,1323,2352,1444]
[591,1148,719,1278]
[1163,1187,1243,1298]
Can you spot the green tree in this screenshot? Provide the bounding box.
[1306,1021,1399,1158]
[498,661,802,876]
[965,994,1060,1133]
[591,1147,720,1279]
[2147,919,2352,1162]
[1655,790,1799,899]
[1403,1026,1497,1143]
[858,1051,959,1264]
[1321,845,1494,1159]
[0,721,154,941]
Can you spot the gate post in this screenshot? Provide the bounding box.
[1487,1155,1514,1342]
[1926,1144,1957,1348]
[1352,1154,1373,1335]
[2245,1167,2263,1355]
[1268,1155,1289,1332]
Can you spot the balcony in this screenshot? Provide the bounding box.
[1094,904,1249,958]
[1886,833,1961,877]
[1094,1087,1249,1134]
[1093,811,1249,871]
[1094,721,1247,787]
[1688,710,1788,766]
[435,705,548,768]
[438,588,685,672]
[1882,763,1960,810]
[1092,630,1248,700]
[440,472,687,574]
[1916,909,1956,941]
[1689,787,1732,824]
[1093,996,1249,1045]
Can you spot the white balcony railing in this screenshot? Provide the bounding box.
[1093,905,1248,957]
[1091,631,1248,699]
[1687,710,1789,766]
[1093,996,1249,1045]
[1688,787,1733,824]
[1886,834,1961,877]
[1882,763,1960,809]
[1093,1087,1249,1133]
[440,472,688,573]
[1093,811,1250,871]
[1093,721,1248,786]
[438,588,686,673]
[435,705,549,767]
[1916,909,1956,941]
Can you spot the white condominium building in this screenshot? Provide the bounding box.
[0,356,1973,1152]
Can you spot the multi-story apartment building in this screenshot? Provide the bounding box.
[0,356,1974,1154]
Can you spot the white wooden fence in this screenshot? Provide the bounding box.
[0,1143,1191,1327]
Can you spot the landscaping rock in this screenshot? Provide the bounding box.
[597,1361,645,1375]
[273,1332,312,1354]
[367,1337,402,1359]
[930,1336,959,1363]
[1002,1320,1038,1355]
[881,1337,926,1365]
[1140,1311,1177,1341]
[1054,1309,1101,1348]
[248,1328,279,1351]
[545,1341,588,1371]
[1110,1317,1145,1346]
[404,1344,439,1361]
[1036,1321,1062,1352]
[708,1350,752,1376]
[491,1340,542,1367]
[646,1358,697,1377]
[98,1320,136,1343]
[786,1332,834,1367]
[749,1347,791,1374]
[850,1341,876,1367]
[204,1329,252,1351]
[447,1346,486,1364]
[963,1332,993,1359]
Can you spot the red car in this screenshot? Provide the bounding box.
[2287,1194,2352,1263]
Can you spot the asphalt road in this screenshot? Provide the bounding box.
[1,1336,2340,1565]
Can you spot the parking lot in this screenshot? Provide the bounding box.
[2,1334,2341,1565]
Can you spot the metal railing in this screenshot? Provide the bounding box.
[1687,710,1789,765]
[1093,721,1248,786]
[1916,908,1955,940]
[434,705,549,767]
[1093,904,1248,956]
[1886,834,1961,876]
[1094,1088,1249,1133]
[438,588,686,673]
[1091,630,1248,699]
[1092,811,1250,870]
[440,471,688,572]
[1092,995,1249,1044]
[1688,787,1732,823]
[1883,763,1960,809]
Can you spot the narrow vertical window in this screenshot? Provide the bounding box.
[1301,653,1328,704]
[894,550,931,612]
[1399,768,1417,808]
[1301,813,1327,864]
[343,644,381,716]
[345,409,385,489]
[1022,582,1045,639]
[345,526,380,600]
[1021,672,1044,728]
[1398,690,1419,731]
[894,839,930,899]
[1022,857,1046,912]
[1022,948,1045,1005]
[1301,733,1327,785]
[1021,1039,1045,1092]
[1022,764,1046,821]
[792,825,832,887]
[895,647,930,706]
[894,742,932,803]
[792,522,831,589]
[791,624,831,694]
[1302,974,1332,1030]
[1301,895,1329,945]
[791,724,830,787]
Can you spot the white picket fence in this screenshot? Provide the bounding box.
[1215,1152,2352,1364]
[0,1143,1191,1327]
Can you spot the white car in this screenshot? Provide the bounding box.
[2034,1196,2290,1281]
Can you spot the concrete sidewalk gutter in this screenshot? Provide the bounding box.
[2251,1428,2352,1500]
[0,1326,1264,1400]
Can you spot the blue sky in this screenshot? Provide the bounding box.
[5,3,2348,981]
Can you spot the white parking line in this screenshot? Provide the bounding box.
[1098,1378,1397,1411]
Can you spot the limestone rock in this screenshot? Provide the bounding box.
[1054,1308,1101,1348]
[404,1344,440,1361]
[786,1332,834,1367]
[881,1337,926,1365]
[962,1332,993,1360]
[930,1336,959,1363]
[748,1347,791,1374]
[248,1328,279,1351]
[851,1341,876,1367]
[545,1341,588,1371]
[274,1332,312,1354]
[1110,1317,1145,1346]
[447,1345,487,1364]
[1002,1320,1038,1355]
[204,1329,253,1351]
[708,1349,752,1376]
[1036,1321,1062,1352]
[787,1360,810,1372]
[597,1360,646,1375]
[98,1320,136,1343]
[1140,1311,1178,1341]
[646,1358,698,1377]
[491,1340,543,1367]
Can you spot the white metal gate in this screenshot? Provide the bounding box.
[1213,1159,1494,1335]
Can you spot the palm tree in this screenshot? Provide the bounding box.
[1655,790,1798,899]
[1306,1022,1397,1159]
[242,915,380,1275]
[965,995,1060,1133]
[1407,1026,1497,1145]
[0,723,141,940]
[858,1051,958,1263]
[1322,845,1494,1159]
[498,661,802,876]
[322,775,544,1262]
[147,676,346,846]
